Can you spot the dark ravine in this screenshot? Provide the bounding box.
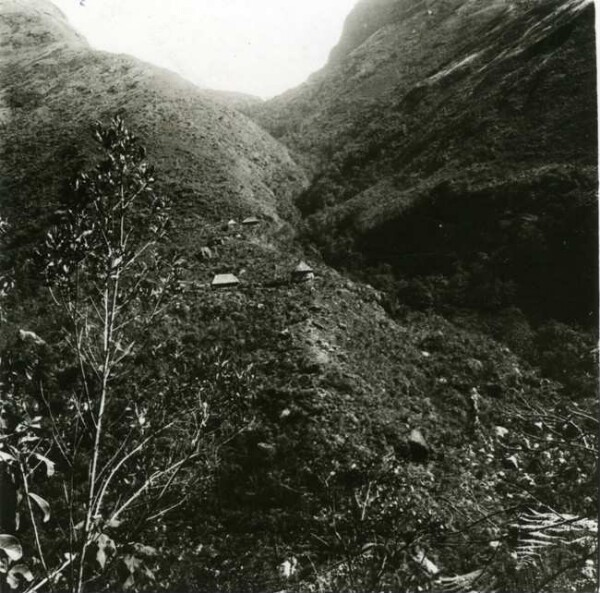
[248,0,597,325]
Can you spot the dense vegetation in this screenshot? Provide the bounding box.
[0,0,597,591]
[250,0,597,326]
[0,118,596,592]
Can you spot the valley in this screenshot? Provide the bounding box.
[0,0,597,592]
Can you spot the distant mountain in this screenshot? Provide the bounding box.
[0,0,307,251]
[200,88,264,112]
[250,0,597,324]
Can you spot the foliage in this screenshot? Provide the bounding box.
[140,286,596,593]
[1,143,596,592]
[0,117,211,592]
[307,163,597,327]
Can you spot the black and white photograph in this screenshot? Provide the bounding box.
[0,0,597,591]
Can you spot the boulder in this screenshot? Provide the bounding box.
[408,428,430,462]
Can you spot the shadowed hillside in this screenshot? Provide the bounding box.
[250,0,597,325]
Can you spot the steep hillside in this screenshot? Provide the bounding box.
[250,0,597,324]
[115,216,598,592]
[0,0,307,255]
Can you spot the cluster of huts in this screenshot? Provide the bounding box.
[209,216,315,289]
[211,261,314,289]
[225,216,260,230]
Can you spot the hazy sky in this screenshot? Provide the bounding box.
[49,0,357,98]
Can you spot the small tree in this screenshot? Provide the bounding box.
[1,116,207,592]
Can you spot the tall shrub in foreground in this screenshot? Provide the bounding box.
[0,116,206,592]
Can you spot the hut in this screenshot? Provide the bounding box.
[241,216,260,227]
[291,261,314,283]
[211,273,240,289]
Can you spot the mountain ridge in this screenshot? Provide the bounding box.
[0,0,307,249]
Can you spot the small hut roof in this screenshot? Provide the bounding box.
[293,261,313,273]
[211,273,239,287]
[241,216,260,225]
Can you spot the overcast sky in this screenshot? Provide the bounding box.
[49,0,357,98]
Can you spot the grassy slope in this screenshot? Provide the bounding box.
[249,0,598,324]
[0,0,307,252]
